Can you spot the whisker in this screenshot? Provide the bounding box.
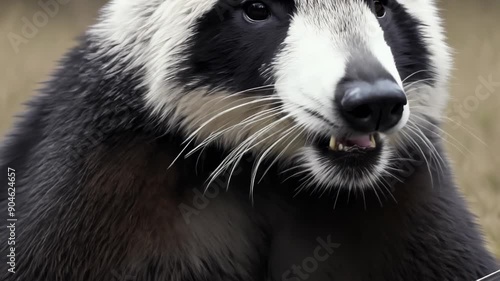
[257,125,307,184]
[403,78,439,90]
[401,69,432,84]
[185,104,284,157]
[250,125,301,200]
[442,116,487,146]
[333,183,342,209]
[206,112,296,192]
[405,121,446,176]
[411,114,471,155]
[402,130,435,188]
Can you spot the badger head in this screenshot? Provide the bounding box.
[90,0,451,193]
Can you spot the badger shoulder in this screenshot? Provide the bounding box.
[0,37,269,280]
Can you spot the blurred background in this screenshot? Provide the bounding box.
[0,0,499,257]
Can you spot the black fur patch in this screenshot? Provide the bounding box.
[179,0,433,93]
[1,2,497,281]
[377,0,434,84]
[177,0,295,92]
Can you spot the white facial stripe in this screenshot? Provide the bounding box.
[274,18,347,134]
[367,28,404,88]
[90,0,220,117]
[274,0,405,135]
[87,0,450,191]
[396,0,452,120]
[396,0,452,86]
[90,0,308,178]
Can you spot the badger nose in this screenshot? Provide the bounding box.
[338,80,407,133]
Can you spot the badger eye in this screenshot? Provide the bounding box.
[374,0,386,18]
[243,1,271,22]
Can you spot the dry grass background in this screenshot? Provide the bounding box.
[0,1,499,257]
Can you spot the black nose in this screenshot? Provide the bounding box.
[338,80,407,132]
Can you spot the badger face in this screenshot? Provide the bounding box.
[92,0,451,192]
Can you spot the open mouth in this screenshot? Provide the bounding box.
[299,132,385,189]
[328,134,377,152]
[313,133,382,164]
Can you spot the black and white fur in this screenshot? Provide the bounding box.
[0,0,497,280]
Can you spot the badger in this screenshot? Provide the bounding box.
[0,0,498,280]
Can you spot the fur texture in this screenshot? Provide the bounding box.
[0,0,497,280]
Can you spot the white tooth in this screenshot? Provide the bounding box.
[329,136,336,150]
[338,143,344,151]
[370,135,376,148]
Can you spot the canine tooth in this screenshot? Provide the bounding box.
[338,143,344,151]
[370,135,376,148]
[329,136,336,150]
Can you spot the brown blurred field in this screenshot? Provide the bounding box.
[1,0,499,257]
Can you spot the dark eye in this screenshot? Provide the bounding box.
[374,0,386,18]
[243,1,271,22]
